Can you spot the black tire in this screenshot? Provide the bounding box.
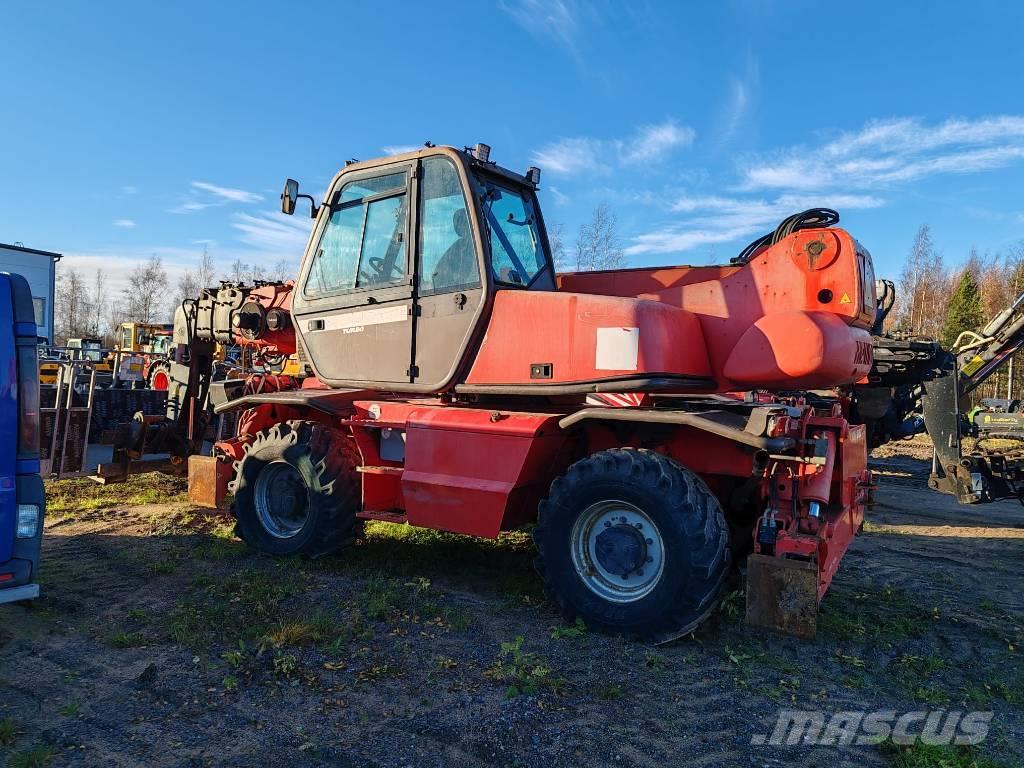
[230,420,361,557]
[534,448,730,642]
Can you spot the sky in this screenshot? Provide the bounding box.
[3,1,1024,295]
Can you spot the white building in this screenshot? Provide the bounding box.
[0,242,62,343]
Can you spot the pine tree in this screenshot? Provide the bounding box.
[941,269,984,350]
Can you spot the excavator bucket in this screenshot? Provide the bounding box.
[745,554,818,639]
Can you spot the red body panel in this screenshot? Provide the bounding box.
[465,290,712,386]
[557,228,874,391]
[401,407,568,537]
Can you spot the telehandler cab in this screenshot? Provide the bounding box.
[170,143,879,641]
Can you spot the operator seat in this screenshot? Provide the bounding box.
[432,208,475,291]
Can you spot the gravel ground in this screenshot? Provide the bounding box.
[1,442,1022,768]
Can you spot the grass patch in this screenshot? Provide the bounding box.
[166,565,309,649]
[486,636,563,698]
[0,717,20,746]
[890,653,951,704]
[264,613,337,648]
[879,740,1010,768]
[360,574,402,621]
[45,474,187,520]
[963,675,1024,706]
[550,618,587,640]
[593,683,625,700]
[818,583,936,642]
[313,522,541,600]
[644,652,668,671]
[7,745,57,768]
[107,630,145,649]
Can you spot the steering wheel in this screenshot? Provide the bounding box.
[368,256,403,280]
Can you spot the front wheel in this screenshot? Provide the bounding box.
[231,421,361,557]
[534,448,730,642]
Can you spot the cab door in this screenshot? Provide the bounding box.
[410,155,487,390]
[292,163,415,385]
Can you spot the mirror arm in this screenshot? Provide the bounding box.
[297,194,320,218]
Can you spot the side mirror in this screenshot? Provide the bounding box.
[281,178,319,218]
[281,178,299,216]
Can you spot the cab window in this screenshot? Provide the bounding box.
[479,179,548,287]
[418,157,480,295]
[305,171,409,296]
[859,253,876,314]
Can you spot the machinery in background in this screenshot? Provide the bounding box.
[855,285,1024,503]
[93,281,298,482]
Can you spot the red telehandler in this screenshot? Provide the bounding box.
[122,143,897,640]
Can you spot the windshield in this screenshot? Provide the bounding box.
[476,176,549,287]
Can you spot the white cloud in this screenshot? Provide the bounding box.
[381,145,420,156]
[626,193,883,256]
[717,56,759,147]
[548,186,570,206]
[621,121,695,165]
[741,115,1024,190]
[169,180,265,214]
[231,210,313,253]
[532,120,694,176]
[120,185,138,195]
[190,181,263,203]
[59,248,207,296]
[113,219,136,229]
[501,0,579,51]
[532,137,606,175]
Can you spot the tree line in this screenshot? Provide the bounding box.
[891,224,1024,402]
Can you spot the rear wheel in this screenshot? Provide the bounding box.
[534,448,730,642]
[231,420,361,556]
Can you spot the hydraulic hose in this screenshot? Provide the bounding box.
[732,208,841,264]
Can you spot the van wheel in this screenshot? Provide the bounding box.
[231,421,361,557]
[534,448,730,643]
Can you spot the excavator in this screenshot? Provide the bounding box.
[857,285,1024,503]
[100,142,1024,641]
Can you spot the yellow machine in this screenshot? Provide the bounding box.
[40,337,113,385]
[116,322,174,354]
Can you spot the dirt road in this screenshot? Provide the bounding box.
[1,446,1021,767]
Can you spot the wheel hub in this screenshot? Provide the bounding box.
[594,523,647,578]
[254,461,309,539]
[570,500,665,603]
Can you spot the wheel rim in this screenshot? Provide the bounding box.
[254,461,309,539]
[570,500,665,603]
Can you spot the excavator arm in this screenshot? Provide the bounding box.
[860,282,1024,503]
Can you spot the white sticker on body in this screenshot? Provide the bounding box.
[311,304,409,333]
[595,327,639,371]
